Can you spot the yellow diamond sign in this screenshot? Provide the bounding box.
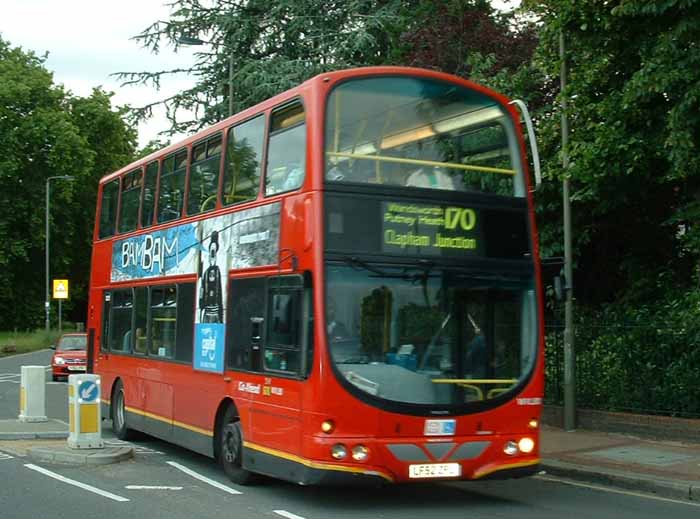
[53,279,69,300]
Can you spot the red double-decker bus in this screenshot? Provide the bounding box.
[88,66,544,485]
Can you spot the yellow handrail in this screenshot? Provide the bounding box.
[431,378,518,385]
[326,151,515,175]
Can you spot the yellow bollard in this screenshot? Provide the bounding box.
[67,374,104,449]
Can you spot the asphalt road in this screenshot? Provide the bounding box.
[1,351,699,519]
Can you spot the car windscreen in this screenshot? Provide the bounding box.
[58,336,87,351]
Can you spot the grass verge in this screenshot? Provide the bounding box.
[0,329,65,357]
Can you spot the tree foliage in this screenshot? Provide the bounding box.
[0,37,136,329]
[117,0,420,133]
[524,0,700,303]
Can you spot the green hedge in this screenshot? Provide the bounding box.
[545,292,700,418]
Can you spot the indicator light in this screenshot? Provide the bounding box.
[321,420,335,434]
[528,419,539,429]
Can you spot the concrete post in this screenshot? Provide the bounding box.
[19,366,48,422]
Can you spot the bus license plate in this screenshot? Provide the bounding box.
[409,463,461,479]
[68,366,86,371]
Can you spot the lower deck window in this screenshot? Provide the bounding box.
[150,286,177,358]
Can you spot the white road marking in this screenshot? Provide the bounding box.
[0,452,14,460]
[125,485,183,490]
[24,464,129,502]
[166,461,242,495]
[536,475,700,507]
[274,511,307,519]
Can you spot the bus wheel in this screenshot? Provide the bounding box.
[111,380,136,441]
[219,407,257,485]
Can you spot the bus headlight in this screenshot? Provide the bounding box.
[54,357,66,365]
[518,437,535,454]
[351,445,369,461]
[331,444,347,460]
[503,441,518,456]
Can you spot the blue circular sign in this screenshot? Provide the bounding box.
[78,380,99,403]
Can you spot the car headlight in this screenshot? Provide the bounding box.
[54,357,66,365]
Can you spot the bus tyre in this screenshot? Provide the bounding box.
[111,380,136,441]
[219,407,257,485]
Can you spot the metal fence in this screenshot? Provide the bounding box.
[544,319,700,419]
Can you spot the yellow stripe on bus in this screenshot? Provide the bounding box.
[472,459,540,479]
[243,441,395,482]
[124,406,214,437]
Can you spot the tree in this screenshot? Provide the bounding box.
[523,0,700,303]
[116,0,419,135]
[0,37,136,329]
[63,89,137,323]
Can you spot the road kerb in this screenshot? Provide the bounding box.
[541,459,695,501]
[27,445,134,466]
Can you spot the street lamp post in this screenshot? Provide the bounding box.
[45,175,75,332]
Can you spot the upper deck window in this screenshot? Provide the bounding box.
[98,179,120,239]
[325,77,525,197]
[141,161,158,229]
[118,168,143,234]
[265,102,306,196]
[187,134,222,215]
[158,149,188,223]
[223,115,265,205]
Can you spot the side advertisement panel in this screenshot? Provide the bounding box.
[111,203,281,373]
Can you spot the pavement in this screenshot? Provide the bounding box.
[0,418,133,465]
[0,418,698,499]
[540,425,700,501]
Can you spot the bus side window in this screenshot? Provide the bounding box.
[133,287,148,355]
[118,168,143,234]
[158,149,187,223]
[98,179,120,239]
[150,285,177,358]
[265,102,306,196]
[187,134,222,215]
[141,161,159,229]
[175,282,195,363]
[223,115,265,206]
[227,277,267,372]
[109,289,133,353]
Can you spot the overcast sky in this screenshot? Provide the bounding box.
[1,0,198,147]
[2,0,521,150]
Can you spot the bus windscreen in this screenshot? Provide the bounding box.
[325,76,526,197]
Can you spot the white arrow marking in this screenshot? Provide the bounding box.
[80,383,97,400]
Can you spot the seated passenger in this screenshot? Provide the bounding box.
[326,163,346,181]
[406,166,464,190]
[282,163,304,191]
